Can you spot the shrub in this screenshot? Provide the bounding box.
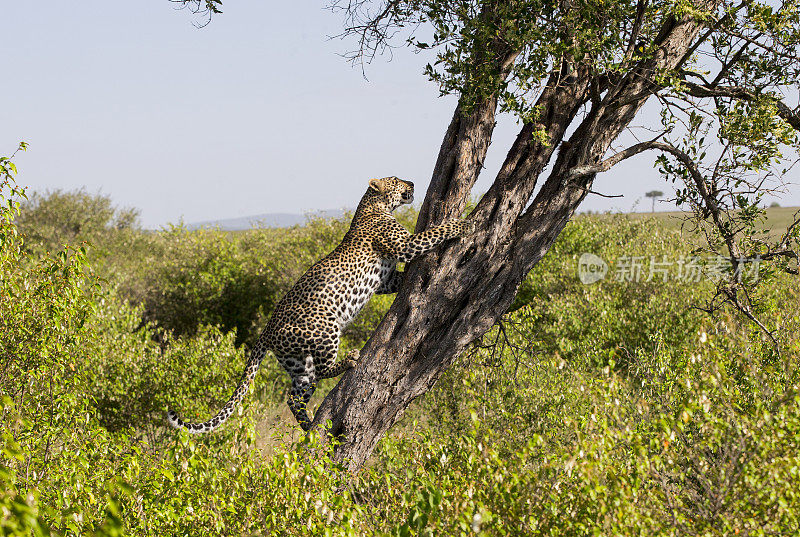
[511,214,707,369]
[16,188,139,255]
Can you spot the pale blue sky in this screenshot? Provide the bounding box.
[3,2,796,228]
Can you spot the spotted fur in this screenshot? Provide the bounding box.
[167,176,474,433]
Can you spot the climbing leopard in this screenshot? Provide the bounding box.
[167,176,474,432]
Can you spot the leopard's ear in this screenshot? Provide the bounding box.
[369,178,385,193]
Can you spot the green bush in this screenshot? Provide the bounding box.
[107,216,354,347]
[357,297,800,535]
[1,164,128,534]
[16,188,139,256]
[511,214,707,369]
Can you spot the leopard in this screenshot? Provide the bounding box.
[167,176,474,433]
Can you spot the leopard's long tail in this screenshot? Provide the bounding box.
[166,345,267,434]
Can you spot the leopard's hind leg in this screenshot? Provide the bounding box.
[286,355,316,431]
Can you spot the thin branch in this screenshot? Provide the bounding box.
[674,0,749,70]
[328,0,410,67]
[651,141,742,259]
[572,186,624,198]
[566,136,665,180]
[169,0,221,27]
[681,82,800,131]
[622,0,650,65]
[710,37,755,87]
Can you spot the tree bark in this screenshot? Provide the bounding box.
[311,6,713,472]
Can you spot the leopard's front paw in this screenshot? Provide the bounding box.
[458,219,476,236]
[345,349,360,368]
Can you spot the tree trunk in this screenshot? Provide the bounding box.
[310,8,711,472]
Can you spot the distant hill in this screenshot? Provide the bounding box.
[187,205,798,232]
[187,209,350,231]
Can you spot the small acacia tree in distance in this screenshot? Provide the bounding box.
[645,190,665,212]
[187,1,800,470]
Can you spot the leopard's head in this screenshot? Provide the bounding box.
[368,176,414,211]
